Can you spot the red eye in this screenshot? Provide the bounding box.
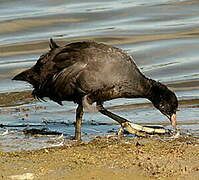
[159,103,164,109]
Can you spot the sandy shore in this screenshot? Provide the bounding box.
[0,136,199,180]
[0,92,199,180]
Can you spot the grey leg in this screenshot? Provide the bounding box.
[74,104,84,141]
[96,103,129,125]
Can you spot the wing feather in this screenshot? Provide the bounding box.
[52,62,88,97]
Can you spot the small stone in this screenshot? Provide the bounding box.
[8,173,34,180]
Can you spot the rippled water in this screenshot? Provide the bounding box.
[0,0,199,151]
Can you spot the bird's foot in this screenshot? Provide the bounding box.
[72,136,82,141]
[120,122,169,137]
[117,127,124,137]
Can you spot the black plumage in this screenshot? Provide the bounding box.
[13,39,178,140]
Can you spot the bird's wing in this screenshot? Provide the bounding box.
[51,62,88,97]
[52,42,93,70]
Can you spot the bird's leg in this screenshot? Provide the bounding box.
[74,104,84,141]
[96,103,133,134]
[97,103,125,136]
[96,103,168,136]
[96,103,129,124]
[96,103,140,136]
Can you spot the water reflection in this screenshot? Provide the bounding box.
[0,0,199,151]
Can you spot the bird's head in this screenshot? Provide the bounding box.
[149,81,178,129]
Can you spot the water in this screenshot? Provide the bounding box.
[0,0,199,151]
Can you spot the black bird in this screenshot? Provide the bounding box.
[13,39,178,140]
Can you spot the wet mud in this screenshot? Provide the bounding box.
[1,136,199,180]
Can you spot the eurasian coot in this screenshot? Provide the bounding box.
[13,39,178,140]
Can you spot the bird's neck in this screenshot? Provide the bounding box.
[122,75,167,102]
[145,78,167,104]
[129,77,154,99]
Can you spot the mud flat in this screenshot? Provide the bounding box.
[0,91,33,107]
[0,136,199,180]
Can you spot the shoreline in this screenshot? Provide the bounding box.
[0,91,33,107]
[0,91,199,179]
[0,90,199,108]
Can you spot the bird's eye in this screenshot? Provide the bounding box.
[159,103,164,109]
